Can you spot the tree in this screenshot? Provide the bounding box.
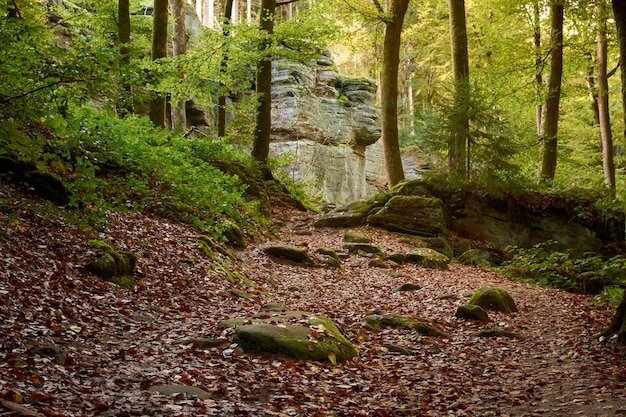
[376,0,409,187]
[447,0,469,177]
[613,0,626,149]
[170,0,187,130]
[149,0,169,128]
[118,0,132,113]
[218,0,234,138]
[540,0,564,181]
[251,0,276,179]
[596,1,615,189]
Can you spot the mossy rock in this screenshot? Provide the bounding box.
[386,253,406,264]
[219,220,246,248]
[316,248,342,267]
[342,242,383,255]
[264,245,316,266]
[85,241,138,287]
[455,304,489,322]
[367,195,448,237]
[456,248,504,267]
[421,237,453,259]
[391,179,433,198]
[24,171,70,205]
[469,287,518,313]
[369,258,387,268]
[396,283,421,292]
[363,311,446,337]
[343,230,372,243]
[314,191,392,228]
[405,247,450,270]
[220,305,358,363]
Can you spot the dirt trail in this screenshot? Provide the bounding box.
[0,194,625,416]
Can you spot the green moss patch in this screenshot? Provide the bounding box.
[469,287,518,313]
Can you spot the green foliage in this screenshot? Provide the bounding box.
[498,241,626,294]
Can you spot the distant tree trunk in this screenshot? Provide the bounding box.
[597,2,615,188]
[149,0,169,128]
[118,0,132,114]
[540,0,564,182]
[170,0,187,130]
[218,0,234,138]
[379,0,409,187]
[533,0,543,136]
[252,0,276,179]
[585,56,601,127]
[613,0,626,151]
[447,0,470,178]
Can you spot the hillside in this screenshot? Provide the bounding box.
[1,180,625,417]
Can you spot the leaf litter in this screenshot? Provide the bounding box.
[0,183,625,416]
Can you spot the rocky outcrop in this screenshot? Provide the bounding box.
[269,55,385,206]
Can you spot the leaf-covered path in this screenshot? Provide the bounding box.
[1,186,625,416]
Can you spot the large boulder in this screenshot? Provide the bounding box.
[367,195,448,237]
[219,304,358,363]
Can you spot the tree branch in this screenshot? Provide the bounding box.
[0,79,90,103]
[371,0,385,16]
[9,0,23,19]
[608,60,620,78]
[277,0,300,5]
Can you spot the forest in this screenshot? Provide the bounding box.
[1,0,626,416]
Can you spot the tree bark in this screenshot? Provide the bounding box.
[149,0,169,128]
[252,0,276,179]
[218,0,234,138]
[118,0,132,114]
[613,0,626,152]
[533,0,543,136]
[597,2,615,189]
[540,0,564,182]
[447,0,470,178]
[602,289,626,343]
[380,0,409,187]
[170,0,187,130]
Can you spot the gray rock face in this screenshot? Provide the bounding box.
[269,55,385,206]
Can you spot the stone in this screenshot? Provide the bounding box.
[469,287,518,313]
[219,305,358,363]
[342,242,383,255]
[343,230,372,243]
[363,311,446,337]
[369,259,387,268]
[396,283,421,292]
[456,248,504,267]
[405,248,450,270]
[24,171,70,205]
[264,245,316,266]
[367,195,448,237]
[148,384,212,399]
[314,201,374,228]
[85,241,138,287]
[455,304,490,322]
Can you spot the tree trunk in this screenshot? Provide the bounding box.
[585,57,600,127]
[149,0,169,128]
[252,0,276,179]
[447,0,470,178]
[533,0,543,136]
[613,0,626,152]
[170,0,187,130]
[540,0,564,182]
[602,289,626,343]
[118,0,132,114]
[218,0,234,138]
[380,0,409,187]
[597,2,615,188]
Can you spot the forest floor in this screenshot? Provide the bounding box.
[1,181,626,417]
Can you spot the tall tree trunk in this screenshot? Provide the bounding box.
[540,0,564,182]
[585,56,601,127]
[149,0,169,128]
[118,0,132,114]
[533,0,543,136]
[218,0,234,138]
[247,0,252,23]
[170,0,187,130]
[252,0,276,179]
[447,0,470,178]
[613,0,626,153]
[380,0,409,187]
[597,2,615,188]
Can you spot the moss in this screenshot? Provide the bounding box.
[405,248,450,270]
[109,276,138,288]
[89,240,114,252]
[343,230,372,243]
[85,241,138,287]
[364,312,445,337]
[230,288,252,300]
[469,287,518,313]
